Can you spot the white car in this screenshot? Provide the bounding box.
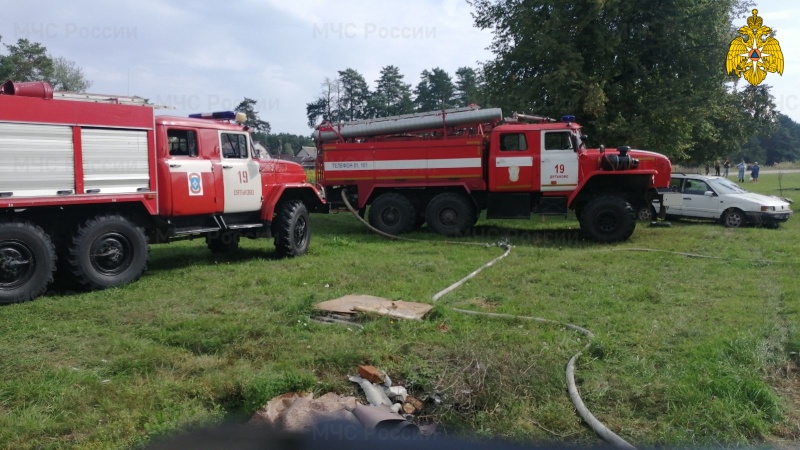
[658,174,792,227]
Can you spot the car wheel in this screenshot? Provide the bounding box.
[722,208,746,228]
[636,205,657,222]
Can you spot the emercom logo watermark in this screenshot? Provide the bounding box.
[313,23,436,40]
[152,95,280,112]
[14,23,138,40]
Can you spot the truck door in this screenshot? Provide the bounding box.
[539,130,579,191]
[219,131,262,213]
[489,132,535,191]
[166,128,217,216]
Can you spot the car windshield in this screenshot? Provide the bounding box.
[709,178,748,195]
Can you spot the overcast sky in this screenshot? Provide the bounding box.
[2,1,798,136]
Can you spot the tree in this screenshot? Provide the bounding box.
[414,67,456,111]
[369,65,414,118]
[0,37,92,93]
[469,0,759,161]
[306,77,342,128]
[337,68,370,121]
[50,57,92,92]
[264,133,314,156]
[0,38,53,82]
[234,98,271,146]
[454,67,482,107]
[762,115,800,164]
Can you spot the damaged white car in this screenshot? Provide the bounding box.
[660,174,793,228]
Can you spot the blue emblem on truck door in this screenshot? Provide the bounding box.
[188,172,203,196]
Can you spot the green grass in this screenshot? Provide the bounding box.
[2,175,800,448]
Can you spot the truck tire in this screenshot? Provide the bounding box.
[0,221,56,304]
[67,215,149,290]
[273,200,310,257]
[206,231,240,253]
[368,193,416,235]
[425,192,476,237]
[579,195,636,243]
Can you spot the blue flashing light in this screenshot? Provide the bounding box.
[561,115,576,123]
[189,111,236,120]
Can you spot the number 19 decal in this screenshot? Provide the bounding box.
[554,164,565,174]
[238,171,249,183]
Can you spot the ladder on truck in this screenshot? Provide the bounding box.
[313,105,504,144]
[53,91,172,108]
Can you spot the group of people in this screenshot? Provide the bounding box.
[705,158,760,183]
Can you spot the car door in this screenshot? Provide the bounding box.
[662,177,685,215]
[680,178,722,218]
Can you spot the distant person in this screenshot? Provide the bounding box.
[705,162,710,175]
[723,159,730,177]
[751,161,760,182]
[714,160,721,176]
[737,160,746,183]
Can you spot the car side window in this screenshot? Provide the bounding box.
[669,178,683,192]
[684,179,710,195]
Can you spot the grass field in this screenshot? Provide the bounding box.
[2,173,800,449]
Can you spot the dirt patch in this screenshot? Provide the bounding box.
[465,297,498,310]
[768,360,800,448]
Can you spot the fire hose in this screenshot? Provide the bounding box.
[339,190,637,450]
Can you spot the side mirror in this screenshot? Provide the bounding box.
[704,191,716,197]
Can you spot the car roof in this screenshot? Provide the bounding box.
[671,174,725,181]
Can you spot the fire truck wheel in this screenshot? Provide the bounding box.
[579,195,636,243]
[425,193,476,237]
[206,231,240,253]
[0,221,56,304]
[68,215,149,290]
[368,193,416,235]
[274,200,310,257]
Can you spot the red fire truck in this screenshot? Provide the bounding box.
[0,81,325,304]
[314,106,671,241]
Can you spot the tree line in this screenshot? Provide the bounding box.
[0,36,91,92]
[305,66,483,127]
[233,98,312,155]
